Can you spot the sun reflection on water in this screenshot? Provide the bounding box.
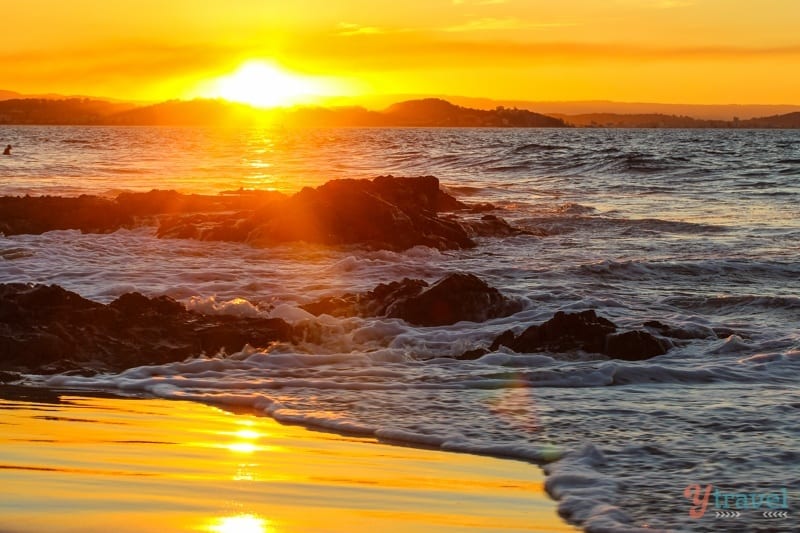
[227,442,259,454]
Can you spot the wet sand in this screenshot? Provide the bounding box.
[0,389,573,533]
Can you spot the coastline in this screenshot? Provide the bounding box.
[0,386,575,533]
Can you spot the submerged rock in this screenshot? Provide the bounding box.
[302,273,522,326]
[487,310,670,361]
[0,284,292,374]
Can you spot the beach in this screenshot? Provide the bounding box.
[0,387,572,533]
[1,126,798,532]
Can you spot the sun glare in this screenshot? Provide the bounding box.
[207,514,269,533]
[201,61,338,108]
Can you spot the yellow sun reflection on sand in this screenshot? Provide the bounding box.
[207,514,269,533]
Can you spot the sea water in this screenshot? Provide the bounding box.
[1,126,798,532]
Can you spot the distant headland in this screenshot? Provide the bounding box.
[0,93,798,128]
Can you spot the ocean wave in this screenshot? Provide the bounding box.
[517,215,727,237]
[511,142,567,153]
[579,259,800,282]
[665,294,800,312]
[0,246,34,260]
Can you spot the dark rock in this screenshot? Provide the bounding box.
[195,318,293,355]
[300,295,360,318]
[300,278,429,318]
[605,330,671,360]
[109,292,185,317]
[488,329,517,352]
[504,310,616,353]
[0,195,132,236]
[240,176,477,250]
[386,273,522,326]
[458,348,489,360]
[302,273,521,326]
[158,176,479,251]
[489,310,672,360]
[0,284,293,374]
[0,371,21,383]
[359,278,430,317]
[0,176,513,252]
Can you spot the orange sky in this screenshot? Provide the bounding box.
[3,0,799,104]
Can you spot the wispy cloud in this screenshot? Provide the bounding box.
[452,0,507,5]
[286,33,800,71]
[442,18,576,32]
[616,0,694,8]
[337,23,386,36]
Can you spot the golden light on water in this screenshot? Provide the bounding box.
[207,514,270,533]
[1,396,568,533]
[227,442,259,454]
[225,426,266,454]
[235,429,262,440]
[196,60,349,108]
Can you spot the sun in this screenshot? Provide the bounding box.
[201,61,337,108]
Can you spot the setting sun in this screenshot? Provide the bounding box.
[197,61,342,108]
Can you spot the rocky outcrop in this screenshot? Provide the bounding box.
[0,195,131,235]
[0,189,282,236]
[236,176,477,251]
[0,176,527,252]
[302,273,522,326]
[0,284,292,374]
[156,175,484,250]
[484,310,671,361]
[387,273,522,326]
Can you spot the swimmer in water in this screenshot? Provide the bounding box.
[2,145,10,155]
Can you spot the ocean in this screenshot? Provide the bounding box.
[1,125,798,532]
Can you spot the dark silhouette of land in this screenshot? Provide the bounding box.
[0,95,798,128]
[0,97,565,127]
[330,94,800,121]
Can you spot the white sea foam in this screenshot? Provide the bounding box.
[7,128,800,533]
[185,295,264,317]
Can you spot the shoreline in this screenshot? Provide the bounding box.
[0,385,576,533]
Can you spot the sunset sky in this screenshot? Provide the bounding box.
[3,0,799,105]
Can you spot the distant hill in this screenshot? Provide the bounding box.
[5,88,800,121]
[0,90,23,100]
[551,113,727,128]
[739,112,800,128]
[271,98,567,127]
[0,97,567,127]
[333,94,800,121]
[380,99,565,127]
[0,96,799,128]
[104,99,257,126]
[0,89,135,104]
[554,112,800,128]
[450,98,800,122]
[0,98,136,124]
